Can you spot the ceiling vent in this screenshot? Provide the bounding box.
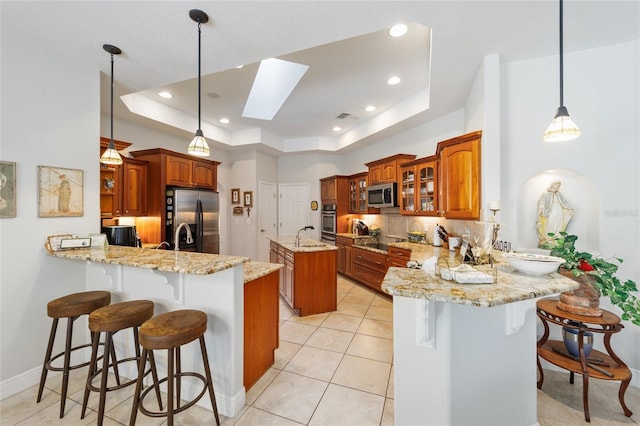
[336,112,351,119]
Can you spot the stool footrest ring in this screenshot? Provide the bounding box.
[139,372,208,418]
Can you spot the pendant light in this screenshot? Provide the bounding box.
[100,44,124,165]
[543,0,580,142]
[187,9,210,157]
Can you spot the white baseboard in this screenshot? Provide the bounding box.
[0,365,53,401]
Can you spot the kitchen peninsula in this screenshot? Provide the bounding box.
[382,254,579,426]
[48,245,261,418]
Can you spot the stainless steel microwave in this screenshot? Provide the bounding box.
[367,182,397,208]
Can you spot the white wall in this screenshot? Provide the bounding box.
[0,30,100,389]
[502,41,640,375]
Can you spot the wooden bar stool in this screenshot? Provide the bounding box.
[37,290,112,418]
[129,309,220,426]
[81,300,162,426]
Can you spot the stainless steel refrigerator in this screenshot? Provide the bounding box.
[165,187,219,254]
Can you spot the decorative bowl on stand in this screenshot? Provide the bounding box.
[562,326,594,358]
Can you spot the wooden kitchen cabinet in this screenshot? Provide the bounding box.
[244,269,279,390]
[121,159,147,216]
[352,246,387,294]
[365,154,416,186]
[165,154,216,189]
[387,246,412,269]
[270,241,337,316]
[348,172,377,214]
[437,131,481,219]
[399,156,438,216]
[320,175,349,205]
[336,235,354,278]
[100,167,119,218]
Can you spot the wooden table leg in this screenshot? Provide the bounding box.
[619,378,633,417]
[537,356,544,389]
[582,374,591,422]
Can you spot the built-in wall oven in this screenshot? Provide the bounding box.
[321,204,337,245]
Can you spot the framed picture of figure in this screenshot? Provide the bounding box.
[38,166,84,217]
[0,161,16,218]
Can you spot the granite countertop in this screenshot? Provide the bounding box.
[382,263,579,307]
[48,246,250,275]
[269,237,338,252]
[243,261,283,283]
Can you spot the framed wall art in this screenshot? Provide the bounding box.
[243,191,253,207]
[38,166,84,217]
[0,161,16,218]
[231,188,240,204]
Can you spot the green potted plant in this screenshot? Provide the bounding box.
[543,232,640,326]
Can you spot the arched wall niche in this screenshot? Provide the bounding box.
[517,169,600,252]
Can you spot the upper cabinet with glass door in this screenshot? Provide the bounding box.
[348,172,374,214]
[400,156,438,216]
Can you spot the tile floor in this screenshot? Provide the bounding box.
[2,276,639,425]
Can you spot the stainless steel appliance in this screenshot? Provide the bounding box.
[367,182,397,208]
[165,187,219,253]
[320,204,337,245]
[102,225,138,247]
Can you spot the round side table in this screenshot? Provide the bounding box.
[536,298,632,422]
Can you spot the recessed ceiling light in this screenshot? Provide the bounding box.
[389,24,408,38]
[158,91,173,99]
[333,126,341,132]
[365,105,376,112]
[387,76,401,85]
[219,118,230,124]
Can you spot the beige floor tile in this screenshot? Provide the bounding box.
[14,396,97,425]
[331,355,391,396]
[108,391,164,426]
[371,296,393,308]
[158,399,221,425]
[235,406,303,425]
[68,378,138,422]
[279,304,295,321]
[386,365,395,399]
[279,322,317,345]
[347,334,393,363]
[220,405,249,426]
[288,312,330,326]
[283,346,343,381]
[0,384,61,425]
[253,371,328,424]
[365,305,393,321]
[305,327,354,353]
[336,302,369,317]
[308,383,384,426]
[340,293,374,306]
[356,318,393,339]
[381,397,395,426]
[245,367,280,405]
[347,286,376,298]
[273,341,302,370]
[320,313,362,333]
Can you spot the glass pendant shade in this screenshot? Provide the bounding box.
[100,141,123,165]
[543,106,581,142]
[188,129,210,156]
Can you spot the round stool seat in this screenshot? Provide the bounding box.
[89,300,154,333]
[140,310,207,350]
[47,291,111,318]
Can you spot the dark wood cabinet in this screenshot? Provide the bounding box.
[336,235,354,278]
[164,154,216,189]
[387,246,411,269]
[365,154,416,186]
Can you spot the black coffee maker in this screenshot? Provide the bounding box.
[102,225,138,247]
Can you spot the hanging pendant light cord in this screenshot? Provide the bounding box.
[110,52,115,144]
[558,0,564,108]
[197,20,202,131]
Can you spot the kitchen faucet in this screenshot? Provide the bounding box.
[174,223,194,251]
[295,226,315,247]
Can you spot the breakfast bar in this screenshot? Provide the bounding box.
[48,246,251,418]
[382,259,580,426]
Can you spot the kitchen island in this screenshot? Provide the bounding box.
[269,238,338,316]
[382,253,579,426]
[48,246,253,418]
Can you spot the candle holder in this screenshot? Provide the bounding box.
[489,208,501,249]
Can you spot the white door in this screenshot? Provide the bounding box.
[258,181,277,262]
[279,183,309,237]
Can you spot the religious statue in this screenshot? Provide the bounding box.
[536,180,574,247]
